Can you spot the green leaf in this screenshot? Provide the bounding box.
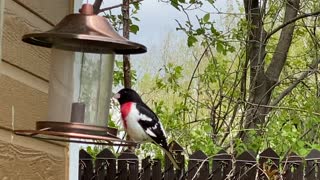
[130,24,140,34]
[203,13,210,23]
[131,16,140,22]
[216,42,224,54]
[171,0,180,10]
[132,2,140,10]
[196,28,205,35]
[108,119,117,128]
[187,35,197,47]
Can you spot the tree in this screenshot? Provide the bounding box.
[153,0,320,153]
[93,0,320,156]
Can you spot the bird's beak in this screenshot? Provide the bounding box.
[113,93,120,99]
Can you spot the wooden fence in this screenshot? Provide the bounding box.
[79,141,320,180]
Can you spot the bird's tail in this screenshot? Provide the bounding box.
[161,147,180,169]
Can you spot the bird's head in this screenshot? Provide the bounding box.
[113,88,143,105]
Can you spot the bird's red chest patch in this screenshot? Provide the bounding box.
[120,102,133,129]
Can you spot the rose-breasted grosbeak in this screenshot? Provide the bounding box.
[114,88,179,169]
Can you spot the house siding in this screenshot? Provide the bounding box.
[0,0,72,179]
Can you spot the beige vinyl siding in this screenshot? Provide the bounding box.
[0,129,66,179]
[2,0,52,80]
[13,0,70,25]
[0,0,4,61]
[0,0,71,179]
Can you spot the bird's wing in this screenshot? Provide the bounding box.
[135,103,168,149]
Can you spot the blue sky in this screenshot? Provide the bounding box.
[84,0,235,78]
[86,0,231,49]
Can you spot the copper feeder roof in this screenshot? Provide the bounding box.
[22,4,147,54]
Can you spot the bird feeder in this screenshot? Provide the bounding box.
[14,4,146,146]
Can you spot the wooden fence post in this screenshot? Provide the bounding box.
[187,150,209,180]
[305,149,320,180]
[118,149,139,180]
[235,151,257,180]
[79,149,94,180]
[141,156,151,180]
[259,148,280,179]
[282,152,303,180]
[165,141,184,180]
[152,159,162,180]
[211,149,232,180]
[95,148,116,180]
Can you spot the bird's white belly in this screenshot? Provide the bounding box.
[124,108,151,142]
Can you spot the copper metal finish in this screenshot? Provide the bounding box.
[22,4,146,54]
[14,121,137,146]
[36,121,118,136]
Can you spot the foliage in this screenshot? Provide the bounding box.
[102,2,141,34]
[129,0,320,159]
[94,0,320,162]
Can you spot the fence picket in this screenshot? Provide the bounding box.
[141,156,151,180]
[211,149,232,180]
[187,150,209,180]
[152,159,162,180]
[95,148,116,180]
[235,151,257,180]
[317,159,320,180]
[164,154,174,180]
[118,149,139,180]
[305,149,320,180]
[171,141,185,179]
[79,149,94,180]
[282,152,303,180]
[259,147,280,180]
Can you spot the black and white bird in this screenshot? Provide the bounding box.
[113,88,179,169]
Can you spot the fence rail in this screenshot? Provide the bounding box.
[79,141,320,180]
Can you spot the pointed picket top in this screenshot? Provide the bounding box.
[96,148,115,159]
[237,150,256,163]
[169,141,184,152]
[282,152,302,163]
[213,149,232,161]
[95,148,116,179]
[79,149,94,179]
[142,156,151,163]
[260,148,279,160]
[189,150,208,161]
[188,150,209,180]
[259,147,280,166]
[118,149,138,160]
[79,149,93,160]
[142,156,152,170]
[305,149,320,160]
[118,149,139,180]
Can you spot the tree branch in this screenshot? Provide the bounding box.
[122,0,131,88]
[93,0,103,14]
[265,10,320,43]
[270,59,320,106]
[265,0,300,83]
[98,0,144,13]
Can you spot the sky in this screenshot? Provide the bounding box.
[83,0,236,78]
[85,0,231,50]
